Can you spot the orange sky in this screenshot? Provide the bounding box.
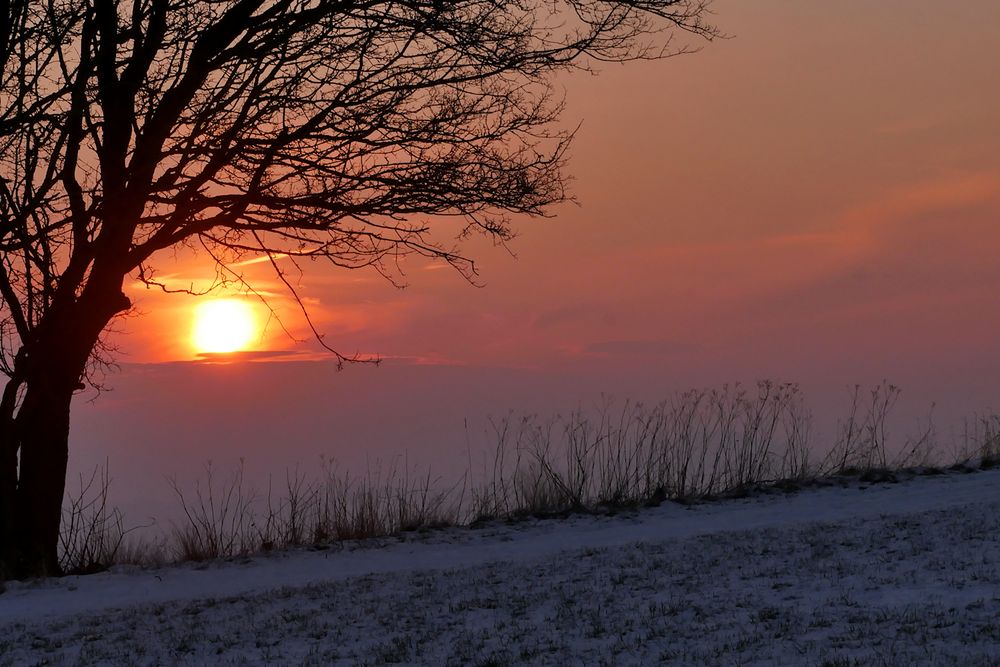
[120,0,1000,368]
[76,0,1000,516]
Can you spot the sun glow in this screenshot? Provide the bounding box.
[191,299,259,354]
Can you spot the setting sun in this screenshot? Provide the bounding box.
[191,299,259,354]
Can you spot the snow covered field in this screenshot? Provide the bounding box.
[3,468,1000,665]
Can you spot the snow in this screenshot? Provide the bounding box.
[3,468,1000,665]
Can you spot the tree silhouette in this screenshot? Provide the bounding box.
[0,0,714,577]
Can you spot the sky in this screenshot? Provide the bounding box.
[70,0,1000,519]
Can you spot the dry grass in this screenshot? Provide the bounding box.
[166,457,462,561]
[58,463,149,575]
[472,382,816,519]
[54,381,1000,573]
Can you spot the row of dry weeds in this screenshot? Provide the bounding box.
[57,381,1000,575]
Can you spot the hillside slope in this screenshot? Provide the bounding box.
[3,469,1000,665]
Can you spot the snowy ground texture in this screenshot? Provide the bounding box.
[3,469,1000,666]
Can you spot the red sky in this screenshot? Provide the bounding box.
[74,0,1000,517]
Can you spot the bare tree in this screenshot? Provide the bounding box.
[0,0,715,577]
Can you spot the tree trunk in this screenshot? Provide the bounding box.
[11,377,75,577]
[0,282,131,579]
[0,376,21,578]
